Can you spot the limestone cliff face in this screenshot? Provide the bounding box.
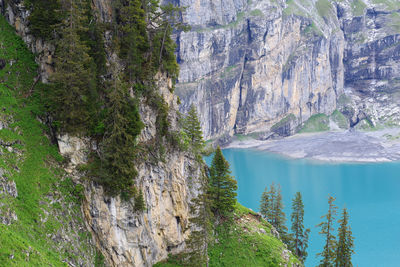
[337,1,400,127]
[0,0,55,82]
[59,77,203,267]
[1,0,203,266]
[174,0,400,141]
[174,0,345,140]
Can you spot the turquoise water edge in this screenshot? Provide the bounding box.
[207,148,400,267]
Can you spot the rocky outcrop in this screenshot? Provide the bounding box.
[175,0,400,141]
[79,76,203,266]
[0,0,55,82]
[175,0,345,140]
[1,0,203,266]
[55,78,203,266]
[337,1,400,128]
[0,168,18,225]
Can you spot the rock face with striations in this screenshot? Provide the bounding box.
[337,1,400,128]
[174,0,400,141]
[79,76,203,267]
[1,0,203,266]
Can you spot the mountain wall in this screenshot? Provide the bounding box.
[0,0,204,266]
[174,0,400,141]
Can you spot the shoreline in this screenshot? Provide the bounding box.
[225,128,400,163]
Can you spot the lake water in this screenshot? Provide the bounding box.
[206,148,400,266]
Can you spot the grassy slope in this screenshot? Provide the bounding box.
[299,114,330,133]
[155,203,300,267]
[0,16,95,266]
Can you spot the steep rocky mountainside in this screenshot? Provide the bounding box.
[0,16,97,266]
[0,2,302,266]
[174,0,400,142]
[156,203,301,267]
[0,0,204,266]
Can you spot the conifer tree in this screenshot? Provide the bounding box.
[50,0,97,133]
[25,0,63,40]
[117,0,149,82]
[134,189,146,211]
[335,208,354,267]
[274,185,289,242]
[185,174,213,266]
[183,105,204,151]
[93,76,143,197]
[260,185,273,222]
[259,183,289,243]
[141,0,189,79]
[317,196,338,266]
[290,192,310,263]
[208,146,237,216]
[267,183,277,224]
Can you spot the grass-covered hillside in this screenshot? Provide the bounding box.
[0,16,98,266]
[155,203,300,267]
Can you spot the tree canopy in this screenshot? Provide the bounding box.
[290,192,310,263]
[208,147,237,216]
[335,208,354,267]
[317,196,338,266]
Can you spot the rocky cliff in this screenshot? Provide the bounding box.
[174,0,400,141]
[0,0,203,266]
[59,76,203,267]
[0,15,96,266]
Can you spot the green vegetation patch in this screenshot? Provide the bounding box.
[299,113,330,133]
[209,203,299,267]
[316,0,334,19]
[155,203,300,267]
[271,114,296,132]
[390,12,400,32]
[283,0,308,17]
[371,0,400,11]
[220,64,240,79]
[330,110,349,129]
[302,22,324,37]
[234,132,260,141]
[0,15,94,266]
[250,9,264,17]
[351,0,367,16]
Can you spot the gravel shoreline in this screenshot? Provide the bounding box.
[226,128,400,163]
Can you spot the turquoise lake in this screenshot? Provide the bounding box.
[207,148,400,266]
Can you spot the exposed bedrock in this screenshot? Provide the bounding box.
[174,0,400,141]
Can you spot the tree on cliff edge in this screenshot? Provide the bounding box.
[317,196,338,266]
[208,147,237,217]
[49,0,96,133]
[260,183,288,242]
[335,208,354,267]
[186,172,213,266]
[260,184,274,222]
[290,192,310,263]
[183,105,204,151]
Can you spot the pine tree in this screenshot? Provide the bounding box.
[259,183,290,244]
[290,192,310,263]
[92,76,143,197]
[141,0,189,79]
[335,208,354,267]
[208,146,237,216]
[25,0,63,40]
[317,196,338,266]
[274,185,289,242]
[50,0,97,133]
[134,189,146,211]
[183,105,204,151]
[117,0,149,82]
[268,183,277,224]
[260,185,273,222]
[185,173,213,266]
